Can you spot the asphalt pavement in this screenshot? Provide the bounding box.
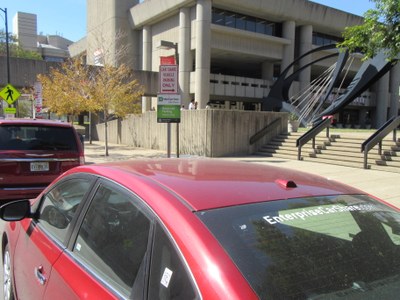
[84,141,400,208]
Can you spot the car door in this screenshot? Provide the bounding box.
[43,179,154,299]
[12,176,93,299]
[147,223,201,299]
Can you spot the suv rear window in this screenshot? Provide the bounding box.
[0,125,78,151]
[197,195,400,299]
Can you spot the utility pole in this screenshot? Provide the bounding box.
[0,7,11,117]
[0,8,10,83]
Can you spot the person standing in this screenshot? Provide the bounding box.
[188,99,196,110]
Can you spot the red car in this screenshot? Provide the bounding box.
[0,118,85,202]
[1,159,400,299]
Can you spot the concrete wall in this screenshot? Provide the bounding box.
[96,110,288,156]
[0,57,59,87]
[0,57,159,98]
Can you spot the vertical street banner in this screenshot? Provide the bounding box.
[157,94,181,123]
[33,82,43,113]
[93,48,104,66]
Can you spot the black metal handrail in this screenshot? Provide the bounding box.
[361,116,400,169]
[296,118,331,160]
[249,118,282,145]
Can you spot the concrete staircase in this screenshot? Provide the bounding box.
[256,130,400,173]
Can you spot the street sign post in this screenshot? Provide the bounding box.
[159,65,178,94]
[157,94,181,158]
[0,84,21,105]
[158,61,180,158]
[0,84,20,117]
[4,107,16,114]
[157,94,181,123]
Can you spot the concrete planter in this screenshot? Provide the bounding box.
[288,120,300,132]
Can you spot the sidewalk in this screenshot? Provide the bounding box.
[84,141,166,163]
[84,141,400,207]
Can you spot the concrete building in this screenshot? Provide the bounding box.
[13,12,72,62]
[73,0,399,128]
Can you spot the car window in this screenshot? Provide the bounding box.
[0,125,78,151]
[39,178,92,244]
[73,184,151,298]
[197,194,400,299]
[148,223,200,300]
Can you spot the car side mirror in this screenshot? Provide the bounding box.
[0,200,31,221]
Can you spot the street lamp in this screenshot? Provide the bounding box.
[0,8,10,84]
[157,40,179,65]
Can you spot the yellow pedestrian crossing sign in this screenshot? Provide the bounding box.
[0,84,21,105]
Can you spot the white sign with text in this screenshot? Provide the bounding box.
[159,65,178,94]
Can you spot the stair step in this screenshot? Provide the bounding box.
[314,149,400,160]
[373,159,400,167]
[304,156,364,168]
[255,152,297,160]
[259,129,400,173]
[370,164,400,173]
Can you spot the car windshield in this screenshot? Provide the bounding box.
[0,125,77,151]
[197,195,400,299]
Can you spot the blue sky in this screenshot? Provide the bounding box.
[311,0,375,16]
[2,0,86,41]
[1,0,375,42]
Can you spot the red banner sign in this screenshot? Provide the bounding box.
[160,56,176,65]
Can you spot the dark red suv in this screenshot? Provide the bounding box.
[0,118,85,202]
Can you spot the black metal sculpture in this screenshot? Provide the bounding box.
[262,44,397,124]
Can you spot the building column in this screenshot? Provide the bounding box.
[282,20,295,74]
[359,107,368,128]
[179,7,191,109]
[195,0,211,109]
[375,72,390,127]
[389,63,400,118]
[298,25,313,92]
[261,62,274,81]
[224,100,230,109]
[142,25,152,112]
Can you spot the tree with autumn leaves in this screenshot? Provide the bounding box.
[38,57,144,156]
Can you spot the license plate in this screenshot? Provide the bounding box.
[30,162,50,172]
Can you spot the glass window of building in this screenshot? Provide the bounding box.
[312,32,342,46]
[212,8,281,38]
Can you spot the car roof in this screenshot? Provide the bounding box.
[0,118,73,128]
[71,159,364,211]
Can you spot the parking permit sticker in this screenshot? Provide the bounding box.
[161,267,173,288]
